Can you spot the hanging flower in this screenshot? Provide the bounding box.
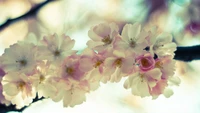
[60,55,85,81]
[0,42,38,75]
[102,50,135,83]
[87,22,119,52]
[124,68,162,97]
[2,72,36,108]
[148,27,177,57]
[38,33,77,65]
[114,23,149,55]
[136,53,155,72]
[30,62,57,98]
[0,68,10,105]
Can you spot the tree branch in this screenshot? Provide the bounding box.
[174,45,200,62]
[0,0,54,32]
[0,96,45,113]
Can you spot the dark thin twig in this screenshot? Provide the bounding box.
[0,96,45,113]
[0,0,54,32]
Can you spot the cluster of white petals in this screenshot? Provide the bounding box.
[0,22,179,108]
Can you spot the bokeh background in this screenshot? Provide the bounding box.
[1,0,200,113]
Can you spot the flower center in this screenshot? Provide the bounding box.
[129,39,136,48]
[16,59,27,67]
[102,35,112,46]
[140,74,145,82]
[54,50,61,57]
[141,58,151,68]
[94,60,103,68]
[17,81,26,90]
[66,67,74,75]
[39,75,45,83]
[114,58,122,68]
[155,60,163,69]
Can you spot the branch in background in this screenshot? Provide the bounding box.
[174,45,200,62]
[0,0,54,32]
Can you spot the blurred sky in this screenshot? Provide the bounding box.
[1,0,200,113]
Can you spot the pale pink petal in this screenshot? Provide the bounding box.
[128,23,141,39]
[121,57,134,74]
[168,76,181,86]
[104,57,116,68]
[63,90,72,107]
[113,50,125,58]
[163,88,173,98]
[146,68,162,80]
[94,23,111,37]
[3,83,19,96]
[137,30,149,43]
[121,24,130,43]
[86,40,103,49]
[60,37,75,51]
[137,81,150,97]
[79,58,93,72]
[69,88,86,107]
[88,29,102,41]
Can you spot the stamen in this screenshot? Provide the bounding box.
[17,81,26,90]
[16,59,27,67]
[102,35,112,46]
[94,60,103,68]
[39,75,45,83]
[129,38,136,48]
[114,58,122,68]
[155,60,163,69]
[141,58,150,68]
[54,50,61,56]
[140,74,144,82]
[66,67,74,75]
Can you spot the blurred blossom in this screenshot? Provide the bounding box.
[0,0,200,113]
[0,0,31,19]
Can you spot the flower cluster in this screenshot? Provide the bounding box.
[0,22,179,108]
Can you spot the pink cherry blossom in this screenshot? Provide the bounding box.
[102,50,135,83]
[39,33,77,65]
[155,56,176,79]
[87,22,119,52]
[114,23,149,54]
[2,72,36,108]
[61,55,85,81]
[0,42,39,75]
[149,79,168,99]
[79,48,106,90]
[124,68,162,97]
[136,53,155,72]
[50,78,88,107]
[0,68,10,105]
[147,27,177,57]
[30,62,57,98]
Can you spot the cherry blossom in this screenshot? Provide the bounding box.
[102,50,135,83]
[0,68,10,105]
[147,27,177,57]
[124,68,162,97]
[39,34,77,65]
[2,72,36,108]
[0,22,178,108]
[30,62,57,98]
[87,22,119,52]
[0,42,38,75]
[136,53,155,72]
[114,23,149,54]
[79,48,106,90]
